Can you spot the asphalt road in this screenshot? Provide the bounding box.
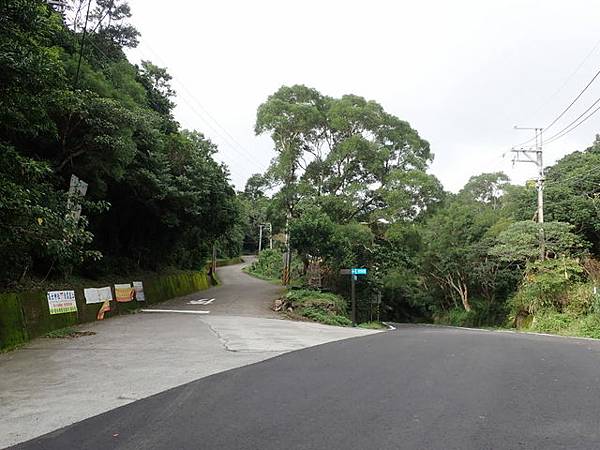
[1,258,377,448]
[146,256,281,317]
[12,324,600,450]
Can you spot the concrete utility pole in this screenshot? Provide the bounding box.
[267,222,273,249]
[511,126,545,260]
[258,224,264,253]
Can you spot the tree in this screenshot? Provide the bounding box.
[289,204,336,270]
[460,172,510,209]
[0,0,243,286]
[489,221,588,263]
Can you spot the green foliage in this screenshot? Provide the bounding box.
[300,307,352,327]
[358,321,387,329]
[489,221,588,262]
[255,85,439,225]
[248,249,285,280]
[530,311,573,334]
[290,204,336,262]
[0,1,243,287]
[284,289,351,326]
[509,257,585,315]
[460,172,509,208]
[434,307,478,327]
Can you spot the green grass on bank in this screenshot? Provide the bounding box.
[358,321,387,330]
[525,311,600,339]
[281,289,352,327]
[242,265,282,284]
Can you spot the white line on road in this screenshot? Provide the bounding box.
[141,309,210,315]
[188,298,215,305]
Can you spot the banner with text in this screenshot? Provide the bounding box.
[84,286,113,304]
[114,283,134,302]
[47,290,78,315]
[133,281,145,302]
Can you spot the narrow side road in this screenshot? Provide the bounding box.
[13,325,600,450]
[147,256,281,317]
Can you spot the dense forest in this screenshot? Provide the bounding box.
[245,85,600,335]
[4,1,600,336]
[0,0,243,289]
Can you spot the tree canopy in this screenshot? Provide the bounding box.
[0,0,242,287]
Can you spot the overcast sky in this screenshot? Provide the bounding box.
[126,0,600,192]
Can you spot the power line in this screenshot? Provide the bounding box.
[82,40,251,183]
[135,43,266,174]
[514,52,600,148]
[527,37,600,120]
[544,99,600,145]
[543,66,600,132]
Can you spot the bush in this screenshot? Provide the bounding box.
[434,307,477,327]
[282,289,351,326]
[248,249,284,280]
[564,283,596,316]
[358,321,387,329]
[570,314,600,339]
[286,289,348,314]
[530,311,573,334]
[301,307,352,326]
[509,257,584,316]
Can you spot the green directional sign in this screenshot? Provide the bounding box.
[351,268,367,275]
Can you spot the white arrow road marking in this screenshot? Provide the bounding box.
[188,298,215,305]
[188,299,207,305]
[141,309,210,315]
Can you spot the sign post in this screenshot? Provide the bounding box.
[340,268,368,326]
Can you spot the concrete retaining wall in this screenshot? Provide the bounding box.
[0,270,213,351]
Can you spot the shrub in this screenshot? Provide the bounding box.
[570,314,600,339]
[285,289,348,314]
[509,257,584,316]
[530,311,573,334]
[282,289,351,326]
[434,307,477,327]
[248,249,284,280]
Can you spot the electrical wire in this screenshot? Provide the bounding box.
[528,37,600,120]
[514,43,600,148]
[544,99,600,145]
[82,39,251,183]
[136,43,266,174]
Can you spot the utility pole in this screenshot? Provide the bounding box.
[258,224,263,253]
[282,213,291,286]
[511,126,545,260]
[267,222,273,249]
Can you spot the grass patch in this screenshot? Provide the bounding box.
[242,266,282,284]
[280,289,351,327]
[358,321,387,330]
[526,311,600,339]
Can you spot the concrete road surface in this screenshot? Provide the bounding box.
[11,324,600,450]
[0,259,379,448]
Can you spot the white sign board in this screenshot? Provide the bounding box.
[47,290,77,315]
[84,286,113,304]
[133,281,145,302]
